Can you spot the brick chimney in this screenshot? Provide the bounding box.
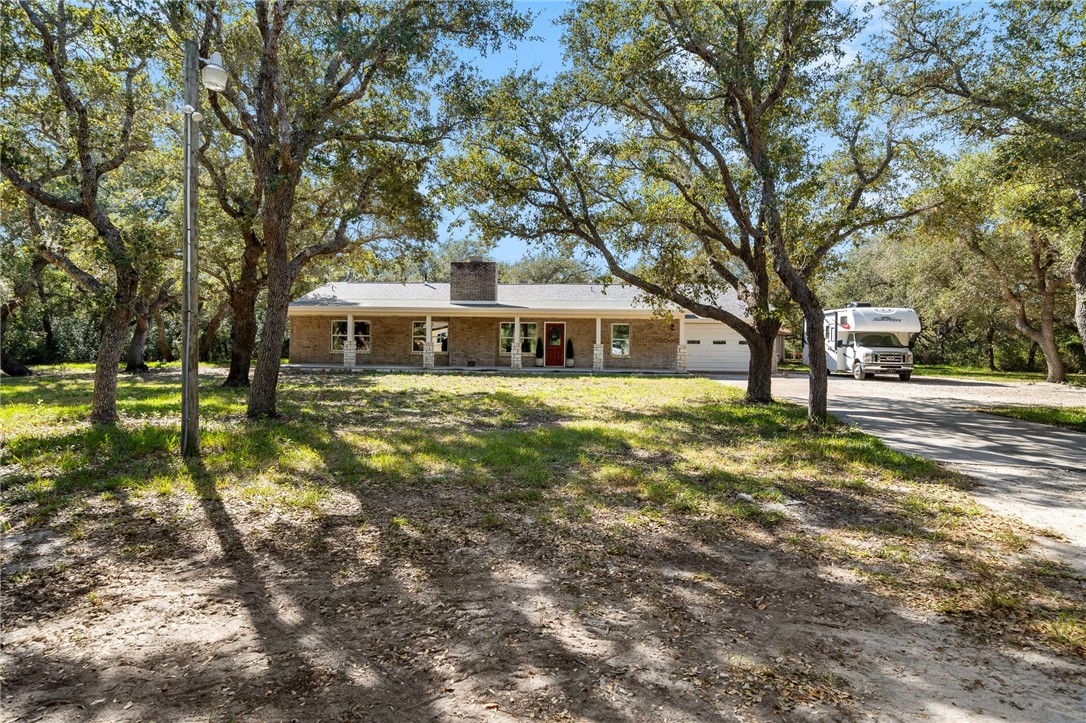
[450,257,497,302]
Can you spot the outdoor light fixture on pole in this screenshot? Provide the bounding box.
[176,40,227,457]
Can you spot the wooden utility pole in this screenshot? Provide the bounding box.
[181,40,200,456]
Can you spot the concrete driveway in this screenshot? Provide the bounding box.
[714,373,1086,572]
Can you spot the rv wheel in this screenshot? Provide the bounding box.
[899,371,912,381]
[853,363,865,380]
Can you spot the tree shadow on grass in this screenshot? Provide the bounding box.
[3,374,1085,720]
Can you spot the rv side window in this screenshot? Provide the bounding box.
[847,334,854,345]
[839,316,847,326]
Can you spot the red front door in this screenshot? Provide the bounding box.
[544,323,565,366]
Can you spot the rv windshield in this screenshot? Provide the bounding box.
[856,333,905,348]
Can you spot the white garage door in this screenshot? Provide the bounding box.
[685,321,749,372]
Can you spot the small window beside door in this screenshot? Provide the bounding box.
[499,322,537,354]
[611,323,631,357]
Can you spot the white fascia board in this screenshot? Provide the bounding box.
[287,304,666,318]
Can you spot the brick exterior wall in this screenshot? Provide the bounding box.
[289,314,681,369]
[290,316,449,366]
[450,260,497,301]
[449,317,497,366]
[604,317,679,369]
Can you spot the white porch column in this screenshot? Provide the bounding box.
[592,317,604,371]
[510,316,522,369]
[342,313,356,367]
[422,314,434,370]
[675,314,687,373]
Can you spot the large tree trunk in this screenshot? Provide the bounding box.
[248,184,299,418]
[1037,334,1065,383]
[741,315,782,404]
[247,266,292,417]
[125,299,152,373]
[1012,300,1065,383]
[155,309,174,362]
[199,299,228,363]
[224,277,261,387]
[801,304,829,422]
[92,275,139,423]
[985,323,997,371]
[772,251,828,422]
[745,337,774,404]
[1038,290,1065,383]
[1073,232,1086,354]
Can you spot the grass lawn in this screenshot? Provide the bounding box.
[2,369,1083,720]
[779,360,1086,386]
[978,405,1086,432]
[912,364,1086,386]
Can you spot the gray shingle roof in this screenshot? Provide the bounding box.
[289,281,747,317]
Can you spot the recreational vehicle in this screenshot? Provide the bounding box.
[803,303,921,380]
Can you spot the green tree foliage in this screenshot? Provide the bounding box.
[0,0,165,421]
[186,0,528,418]
[445,1,932,416]
[878,0,1086,351]
[921,150,1079,382]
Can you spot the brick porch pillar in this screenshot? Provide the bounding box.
[593,317,604,371]
[422,342,435,370]
[676,314,687,372]
[592,344,605,371]
[511,315,522,369]
[342,339,356,367]
[675,344,687,372]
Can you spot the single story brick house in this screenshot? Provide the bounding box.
[288,258,778,372]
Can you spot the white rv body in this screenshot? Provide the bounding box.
[803,305,922,380]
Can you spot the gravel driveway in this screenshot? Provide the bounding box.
[714,374,1086,572]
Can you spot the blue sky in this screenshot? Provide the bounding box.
[442,1,572,262]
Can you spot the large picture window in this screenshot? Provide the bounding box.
[498,322,538,355]
[412,320,448,352]
[331,320,371,352]
[610,323,631,357]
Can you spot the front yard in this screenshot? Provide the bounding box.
[2,370,1084,720]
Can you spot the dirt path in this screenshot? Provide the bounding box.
[716,374,1086,573]
[3,483,1085,722]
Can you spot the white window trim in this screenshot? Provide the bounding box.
[331,319,372,353]
[610,323,632,357]
[412,320,449,354]
[498,321,538,356]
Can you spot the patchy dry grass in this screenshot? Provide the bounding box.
[2,369,1083,720]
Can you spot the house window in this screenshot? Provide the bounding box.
[611,323,631,357]
[331,320,371,352]
[498,322,538,355]
[412,320,448,352]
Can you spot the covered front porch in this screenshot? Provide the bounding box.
[308,311,690,372]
